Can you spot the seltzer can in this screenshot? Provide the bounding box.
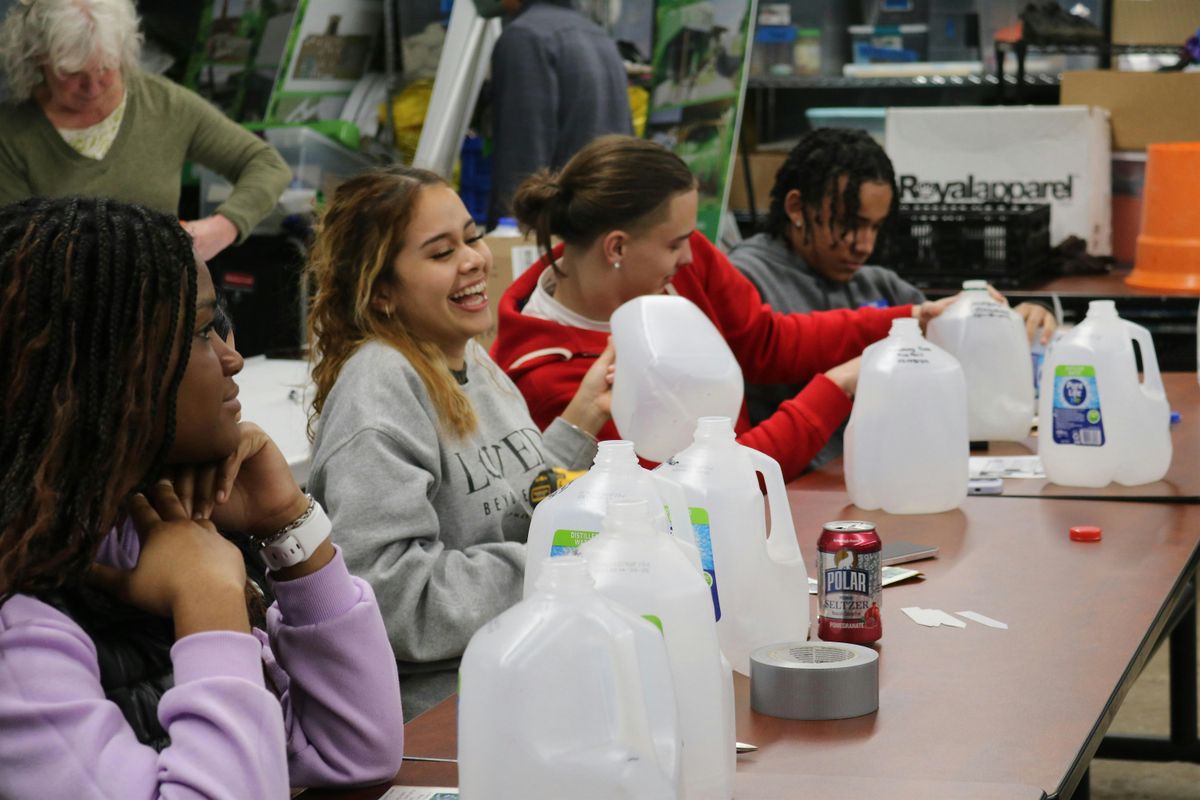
[817,520,882,644]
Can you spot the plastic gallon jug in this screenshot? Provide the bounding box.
[656,416,809,675]
[580,500,735,800]
[611,295,743,462]
[524,440,695,598]
[926,280,1034,441]
[459,557,682,800]
[845,318,969,514]
[1038,300,1171,487]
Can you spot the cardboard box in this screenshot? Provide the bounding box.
[886,106,1112,254]
[477,232,540,350]
[728,151,788,213]
[1061,70,1200,151]
[1112,0,1200,45]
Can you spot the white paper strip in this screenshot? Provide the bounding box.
[928,609,966,628]
[901,606,940,627]
[956,611,1009,629]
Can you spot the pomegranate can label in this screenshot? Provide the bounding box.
[818,549,882,629]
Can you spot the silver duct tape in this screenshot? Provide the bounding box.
[750,641,879,720]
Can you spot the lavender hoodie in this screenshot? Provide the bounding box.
[0,525,404,798]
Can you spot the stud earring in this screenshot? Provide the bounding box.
[793,219,804,229]
[612,261,621,270]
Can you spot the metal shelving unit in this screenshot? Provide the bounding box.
[994,39,1182,102]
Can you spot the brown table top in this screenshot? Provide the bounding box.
[311,486,1200,800]
[800,372,1200,501]
[931,269,1200,299]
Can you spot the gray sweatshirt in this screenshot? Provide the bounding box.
[728,232,926,467]
[307,339,596,717]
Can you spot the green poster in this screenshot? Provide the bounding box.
[646,0,756,239]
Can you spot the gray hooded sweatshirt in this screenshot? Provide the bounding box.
[308,339,596,718]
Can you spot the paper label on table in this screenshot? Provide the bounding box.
[381,789,459,800]
[901,606,940,627]
[1051,365,1106,446]
[927,609,967,628]
[969,455,1046,480]
[956,611,1009,629]
[882,566,922,587]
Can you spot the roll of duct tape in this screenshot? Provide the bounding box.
[750,641,879,720]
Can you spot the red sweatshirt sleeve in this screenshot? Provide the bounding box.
[735,373,852,479]
[689,236,912,384]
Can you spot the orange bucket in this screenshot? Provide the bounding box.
[1127,142,1200,291]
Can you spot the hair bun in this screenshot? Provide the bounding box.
[511,169,563,230]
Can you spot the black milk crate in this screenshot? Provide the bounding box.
[881,202,1054,290]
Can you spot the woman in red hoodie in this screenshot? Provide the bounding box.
[491,135,956,480]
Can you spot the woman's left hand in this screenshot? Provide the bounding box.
[181,214,239,262]
[913,294,958,331]
[206,422,308,537]
[561,339,616,437]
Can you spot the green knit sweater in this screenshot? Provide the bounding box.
[0,71,290,240]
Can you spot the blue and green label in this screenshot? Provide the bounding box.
[550,528,599,556]
[690,507,721,621]
[1051,365,1105,446]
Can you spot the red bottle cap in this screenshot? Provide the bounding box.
[1070,525,1102,542]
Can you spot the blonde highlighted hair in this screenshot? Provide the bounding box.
[1,0,142,102]
[306,165,477,440]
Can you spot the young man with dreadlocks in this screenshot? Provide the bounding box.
[728,127,1056,468]
[0,197,403,798]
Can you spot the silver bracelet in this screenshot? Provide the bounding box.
[251,494,316,549]
[558,416,598,444]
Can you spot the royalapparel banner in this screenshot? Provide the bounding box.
[646,0,757,239]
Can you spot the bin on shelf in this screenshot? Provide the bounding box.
[805,107,887,145]
[849,24,930,63]
[197,126,373,234]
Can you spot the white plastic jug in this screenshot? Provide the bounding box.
[1038,300,1172,487]
[845,318,969,514]
[524,440,695,598]
[459,557,682,800]
[926,280,1035,441]
[656,417,809,675]
[580,500,735,800]
[611,295,743,462]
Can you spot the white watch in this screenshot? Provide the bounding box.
[254,495,332,571]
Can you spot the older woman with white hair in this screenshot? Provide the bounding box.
[0,0,290,260]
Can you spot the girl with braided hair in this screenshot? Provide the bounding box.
[0,197,403,798]
[728,127,1056,468]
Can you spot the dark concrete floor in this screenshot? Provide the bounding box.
[1091,618,1200,799]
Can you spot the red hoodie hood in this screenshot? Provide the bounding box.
[490,244,612,383]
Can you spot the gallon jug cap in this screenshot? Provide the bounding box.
[889,317,921,337]
[1087,300,1118,317]
[962,279,989,291]
[693,416,736,440]
[602,499,656,536]
[535,556,596,593]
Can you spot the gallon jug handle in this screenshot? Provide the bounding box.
[651,472,701,556]
[608,622,659,761]
[1124,320,1166,396]
[748,449,803,563]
